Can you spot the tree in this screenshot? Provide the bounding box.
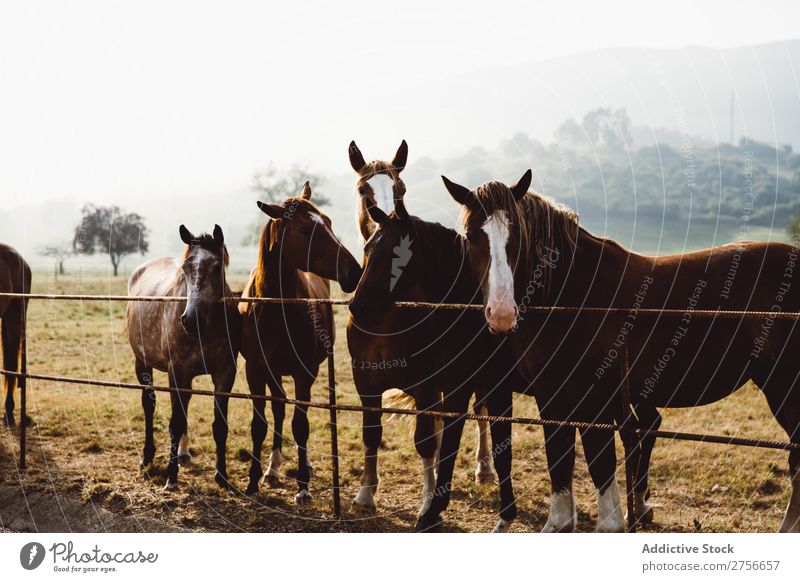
[243,163,330,245]
[251,163,330,206]
[580,107,633,149]
[73,204,149,276]
[40,242,73,279]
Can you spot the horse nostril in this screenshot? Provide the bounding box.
[485,306,493,321]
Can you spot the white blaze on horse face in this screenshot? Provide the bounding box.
[366,174,395,214]
[481,211,518,333]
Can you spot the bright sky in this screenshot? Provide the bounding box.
[1,0,798,207]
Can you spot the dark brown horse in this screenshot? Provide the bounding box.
[349,199,525,531]
[0,244,31,427]
[127,225,240,491]
[347,141,499,523]
[239,182,361,501]
[445,170,800,532]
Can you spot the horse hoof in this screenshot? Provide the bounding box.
[215,473,238,493]
[177,453,192,467]
[2,413,15,428]
[474,469,497,484]
[295,490,313,504]
[163,480,178,492]
[541,520,575,533]
[634,505,654,525]
[245,483,259,496]
[139,459,154,473]
[492,517,513,533]
[414,514,443,532]
[261,469,282,488]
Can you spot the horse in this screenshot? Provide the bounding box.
[444,169,800,533]
[239,182,361,502]
[347,141,499,523]
[349,199,526,532]
[0,244,31,427]
[126,225,240,492]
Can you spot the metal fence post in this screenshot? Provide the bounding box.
[19,317,27,471]
[327,310,341,519]
[620,344,637,533]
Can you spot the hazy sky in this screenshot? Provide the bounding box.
[1,0,799,208]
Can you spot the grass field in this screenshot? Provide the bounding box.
[0,272,794,532]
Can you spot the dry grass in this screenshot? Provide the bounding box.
[0,273,793,532]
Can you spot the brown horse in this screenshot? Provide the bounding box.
[347,141,498,523]
[446,170,800,532]
[349,199,525,531]
[239,182,361,502]
[0,244,31,427]
[126,225,240,491]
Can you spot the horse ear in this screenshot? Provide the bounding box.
[441,175,472,205]
[179,225,194,245]
[213,224,224,245]
[394,197,410,221]
[257,201,286,219]
[349,140,366,173]
[510,169,532,201]
[391,140,408,173]
[366,201,390,225]
[300,181,312,200]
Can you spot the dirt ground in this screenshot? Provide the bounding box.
[0,274,794,532]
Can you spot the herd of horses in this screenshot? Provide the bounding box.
[2,140,800,533]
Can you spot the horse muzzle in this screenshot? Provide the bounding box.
[485,303,518,335]
[180,312,207,338]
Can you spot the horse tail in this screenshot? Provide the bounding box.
[382,388,418,425]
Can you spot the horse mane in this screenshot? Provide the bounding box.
[461,182,579,299]
[251,196,325,298]
[181,233,230,267]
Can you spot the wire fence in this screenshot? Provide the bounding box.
[2,291,799,532]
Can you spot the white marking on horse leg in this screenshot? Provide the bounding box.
[541,487,576,532]
[177,434,191,466]
[366,174,396,214]
[295,489,313,504]
[482,211,517,333]
[779,466,800,532]
[633,489,654,524]
[492,517,514,533]
[353,455,379,511]
[596,480,625,532]
[417,456,438,519]
[262,448,283,485]
[434,417,443,478]
[475,408,497,483]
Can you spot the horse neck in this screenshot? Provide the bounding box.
[259,241,302,298]
[554,226,631,305]
[414,222,474,303]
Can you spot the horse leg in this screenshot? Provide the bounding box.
[164,375,192,491]
[2,302,23,427]
[414,386,439,522]
[263,374,286,488]
[136,359,156,470]
[580,427,624,532]
[291,372,315,504]
[353,391,382,512]
[632,404,662,524]
[416,387,471,531]
[212,365,236,491]
[762,386,800,532]
[245,364,268,495]
[486,386,516,532]
[474,399,498,483]
[540,421,577,532]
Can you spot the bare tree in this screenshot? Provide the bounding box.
[40,242,74,279]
